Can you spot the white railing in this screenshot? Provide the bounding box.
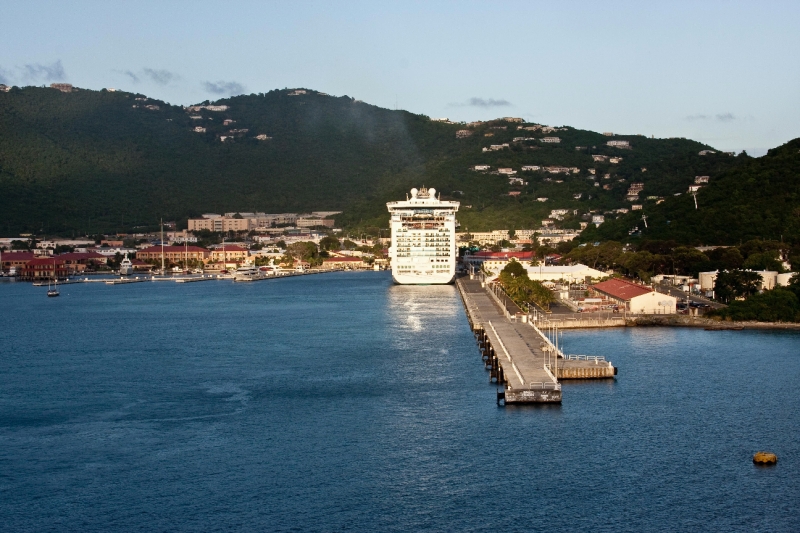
[527,382,562,391]
[562,354,607,362]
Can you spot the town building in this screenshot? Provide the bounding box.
[20,258,70,280]
[590,278,677,314]
[1,251,36,274]
[136,246,211,262]
[463,251,534,270]
[321,256,369,269]
[524,263,608,283]
[541,137,561,143]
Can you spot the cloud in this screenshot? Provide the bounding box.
[124,70,140,83]
[142,68,179,86]
[450,97,512,108]
[686,112,737,122]
[203,80,246,95]
[22,60,66,82]
[453,97,512,108]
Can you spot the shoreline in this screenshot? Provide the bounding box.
[625,315,800,331]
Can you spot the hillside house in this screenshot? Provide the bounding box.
[592,215,605,226]
[592,155,608,162]
[255,134,272,140]
[536,197,548,202]
[607,140,630,148]
[541,137,561,143]
[631,205,642,210]
[498,168,516,175]
[688,185,702,193]
[50,83,73,93]
[698,150,716,155]
[193,126,206,133]
[456,130,473,138]
[472,165,491,171]
[508,191,521,197]
[521,165,540,171]
[609,157,623,164]
[695,176,710,184]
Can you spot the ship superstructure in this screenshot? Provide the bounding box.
[387,187,459,284]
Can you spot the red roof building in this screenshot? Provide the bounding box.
[464,251,534,266]
[591,278,676,314]
[20,258,70,280]
[1,251,36,273]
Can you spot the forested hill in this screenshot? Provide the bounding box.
[580,138,800,245]
[0,85,784,239]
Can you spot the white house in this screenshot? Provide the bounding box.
[592,278,677,314]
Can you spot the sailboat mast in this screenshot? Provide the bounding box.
[160,218,165,274]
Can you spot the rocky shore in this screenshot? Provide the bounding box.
[626,316,800,331]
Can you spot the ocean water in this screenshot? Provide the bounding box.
[0,272,798,532]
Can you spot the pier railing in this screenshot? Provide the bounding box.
[562,354,607,362]
[528,382,561,391]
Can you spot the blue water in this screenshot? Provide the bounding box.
[1,272,798,532]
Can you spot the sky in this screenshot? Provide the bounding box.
[1,0,798,155]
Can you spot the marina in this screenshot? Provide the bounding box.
[457,276,616,404]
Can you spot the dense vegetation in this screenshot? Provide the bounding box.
[3,85,782,240]
[709,274,800,322]
[495,260,555,311]
[559,239,798,281]
[580,138,800,245]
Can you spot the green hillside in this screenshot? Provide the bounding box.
[581,138,800,244]
[0,85,788,240]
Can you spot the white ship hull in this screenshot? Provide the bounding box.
[391,271,455,285]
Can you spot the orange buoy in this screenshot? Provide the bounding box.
[753,451,778,465]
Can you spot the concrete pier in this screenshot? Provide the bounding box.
[456,277,616,404]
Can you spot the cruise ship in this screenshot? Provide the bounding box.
[387,187,459,284]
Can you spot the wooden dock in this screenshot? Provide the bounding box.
[456,277,616,404]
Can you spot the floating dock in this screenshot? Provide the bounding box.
[456,277,616,404]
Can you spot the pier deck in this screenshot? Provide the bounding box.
[456,277,616,404]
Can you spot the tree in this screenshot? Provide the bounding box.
[319,236,341,251]
[714,269,762,304]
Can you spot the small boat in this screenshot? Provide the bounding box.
[119,253,134,276]
[47,278,59,297]
[233,265,264,282]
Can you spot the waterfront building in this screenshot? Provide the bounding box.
[590,278,676,314]
[387,187,459,284]
[136,246,210,262]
